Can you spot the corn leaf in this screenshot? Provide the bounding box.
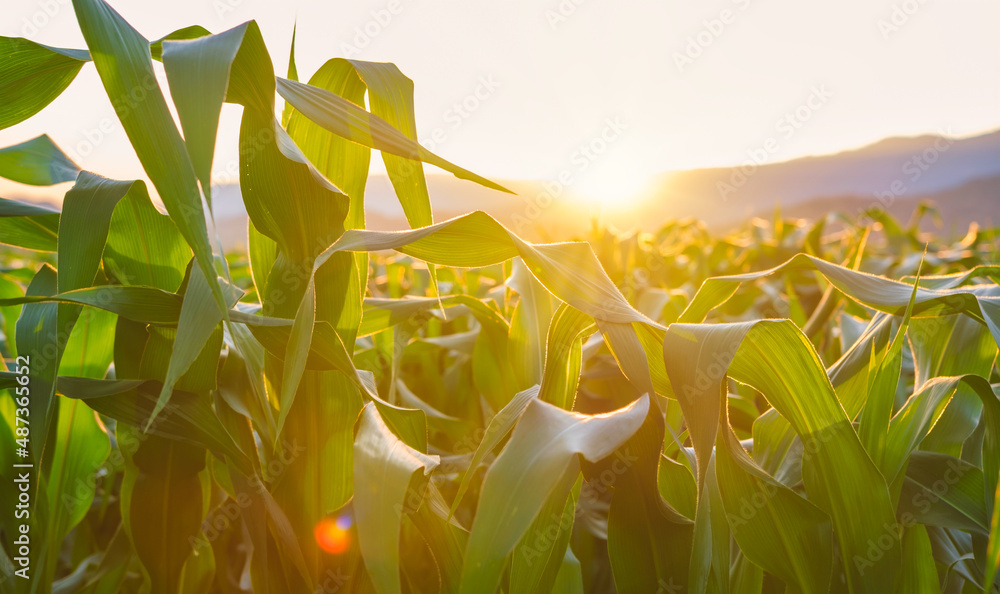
[354,403,440,594]
[0,37,89,129]
[459,394,649,594]
[0,135,79,186]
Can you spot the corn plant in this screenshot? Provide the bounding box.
[0,2,999,593]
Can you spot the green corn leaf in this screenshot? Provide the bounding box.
[0,272,24,356]
[658,455,698,521]
[286,59,370,227]
[148,266,241,430]
[687,456,730,594]
[54,171,137,415]
[608,408,693,594]
[550,548,584,594]
[909,290,999,457]
[926,526,985,589]
[985,479,1000,591]
[58,172,134,294]
[0,135,79,186]
[507,258,557,389]
[510,478,580,593]
[39,307,115,586]
[276,76,511,194]
[0,373,254,473]
[102,181,191,291]
[148,25,212,61]
[599,319,657,399]
[318,211,658,327]
[858,268,920,471]
[0,38,89,129]
[248,320,375,396]
[276,279,315,438]
[899,524,939,593]
[663,320,901,593]
[899,452,989,535]
[186,21,351,264]
[161,25,247,208]
[15,264,58,465]
[890,374,1000,523]
[537,304,595,409]
[679,253,1000,349]
[448,385,539,519]
[128,435,206,594]
[883,377,963,484]
[347,60,434,230]
[71,0,227,316]
[354,402,440,594]
[459,394,649,594]
[247,220,277,299]
[0,196,60,251]
[0,285,183,324]
[715,411,833,593]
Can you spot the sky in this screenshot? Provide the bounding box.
[2,0,999,203]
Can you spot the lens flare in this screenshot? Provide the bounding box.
[314,516,351,554]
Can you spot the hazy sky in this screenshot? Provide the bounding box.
[2,0,999,201]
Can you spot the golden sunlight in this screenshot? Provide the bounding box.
[573,162,650,212]
[314,516,352,555]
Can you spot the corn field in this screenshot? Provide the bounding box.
[0,2,999,593]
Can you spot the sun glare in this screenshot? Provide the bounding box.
[314,515,352,555]
[573,164,650,211]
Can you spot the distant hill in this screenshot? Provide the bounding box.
[779,174,1000,236]
[625,129,1000,230]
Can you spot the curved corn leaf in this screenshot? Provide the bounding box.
[354,403,439,594]
[448,385,539,518]
[607,400,693,594]
[161,25,245,207]
[680,253,1000,350]
[15,264,58,464]
[507,258,557,389]
[459,394,649,594]
[0,285,183,324]
[899,523,939,593]
[347,60,433,229]
[71,0,227,315]
[0,196,60,251]
[0,135,79,186]
[149,267,241,429]
[318,211,658,327]
[0,38,89,129]
[537,304,595,409]
[276,76,510,194]
[715,414,832,593]
[663,320,901,593]
[103,181,191,291]
[0,373,254,473]
[39,308,114,585]
[129,435,206,594]
[510,478,580,593]
[58,172,135,294]
[899,452,988,534]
